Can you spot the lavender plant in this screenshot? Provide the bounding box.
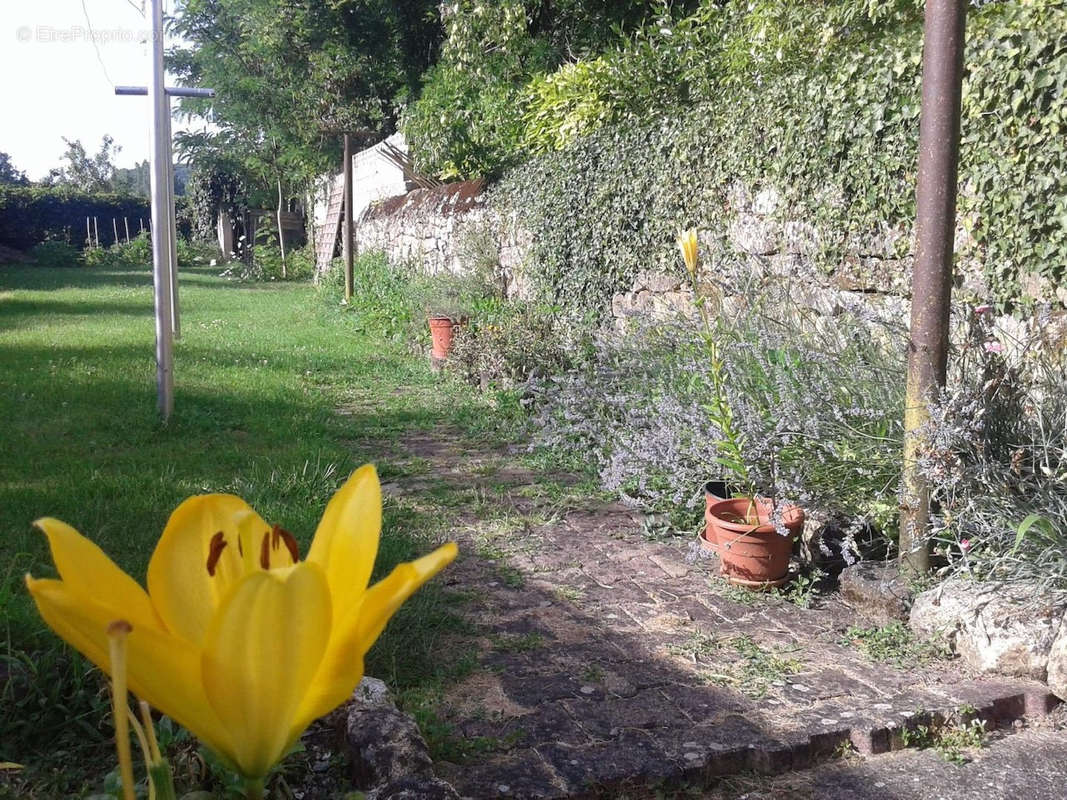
[530,260,908,555]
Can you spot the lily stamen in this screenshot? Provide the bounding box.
[272,525,300,562]
[205,531,227,576]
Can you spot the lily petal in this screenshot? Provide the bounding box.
[26,577,232,758]
[201,562,331,779]
[294,542,457,731]
[34,518,161,631]
[306,465,380,622]
[147,494,272,645]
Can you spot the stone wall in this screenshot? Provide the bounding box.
[608,180,1033,333]
[354,179,532,298]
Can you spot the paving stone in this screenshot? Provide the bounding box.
[499,673,588,707]
[740,727,1067,800]
[372,428,1065,799]
[537,730,675,794]
[440,748,566,799]
[563,688,685,739]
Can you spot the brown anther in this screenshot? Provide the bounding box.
[260,531,271,570]
[107,619,133,636]
[206,531,227,576]
[272,524,300,563]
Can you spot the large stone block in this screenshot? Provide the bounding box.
[1045,621,1067,700]
[729,215,780,255]
[910,578,1067,680]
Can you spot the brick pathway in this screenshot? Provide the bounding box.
[379,430,1059,799]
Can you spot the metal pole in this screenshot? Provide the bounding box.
[112,218,119,246]
[124,217,131,243]
[93,217,100,248]
[86,217,92,247]
[343,133,354,303]
[165,99,180,339]
[900,0,968,574]
[148,0,174,420]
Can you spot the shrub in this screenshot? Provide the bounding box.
[530,280,906,553]
[120,231,153,266]
[918,306,1067,591]
[447,302,577,390]
[250,243,314,282]
[0,187,149,250]
[29,240,81,268]
[177,237,220,268]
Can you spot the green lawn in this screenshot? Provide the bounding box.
[0,261,501,794]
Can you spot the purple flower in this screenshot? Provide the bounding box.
[974,304,993,315]
[983,340,1004,354]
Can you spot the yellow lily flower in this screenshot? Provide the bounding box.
[677,228,699,277]
[25,465,457,783]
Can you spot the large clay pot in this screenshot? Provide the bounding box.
[707,497,804,587]
[699,481,732,554]
[428,316,454,360]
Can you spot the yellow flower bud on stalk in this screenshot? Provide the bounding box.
[677,228,699,277]
[27,465,457,799]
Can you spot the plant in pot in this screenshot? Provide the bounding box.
[426,301,470,363]
[679,228,805,588]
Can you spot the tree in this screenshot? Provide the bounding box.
[49,136,121,193]
[171,0,445,273]
[0,152,29,186]
[113,160,151,197]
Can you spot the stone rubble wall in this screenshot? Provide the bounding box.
[611,181,1067,342]
[352,176,1065,332]
[354,179,531,299]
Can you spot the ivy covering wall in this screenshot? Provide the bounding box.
[491,0,1067,315]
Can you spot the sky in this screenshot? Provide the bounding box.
[0,1,207,180]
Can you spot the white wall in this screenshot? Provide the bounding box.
[310,133,413,259]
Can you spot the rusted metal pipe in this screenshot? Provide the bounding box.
[343,133,354,303]
[900,0,968,574]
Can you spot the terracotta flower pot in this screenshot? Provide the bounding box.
[428,316,454,360]
[707,497,804,587]
[698,481,744,555]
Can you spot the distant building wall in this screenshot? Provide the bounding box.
[311,133,414,265]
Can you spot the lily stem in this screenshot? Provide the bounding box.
[244,778,266,800]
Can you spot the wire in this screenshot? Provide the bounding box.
[80,0,114,86]
[125,0,145,16]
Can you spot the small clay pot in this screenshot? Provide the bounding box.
[428,316,454,360]
[707,497,804,586]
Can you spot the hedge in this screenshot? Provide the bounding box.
[0,187,151,251]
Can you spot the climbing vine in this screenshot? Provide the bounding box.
[495,0,1067,314]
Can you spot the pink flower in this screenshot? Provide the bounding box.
[983,340,1004,354]
[960,538,972,552]
[974,304,993,315]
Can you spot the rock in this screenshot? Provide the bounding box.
[910,578,1067,680]
[728,215,780,255]
[752,187,781,216]
[783,222,820,256]
[839,562,911,623]
[367,777,466,800]
[645,272,684,293]
[354,676,393,707]
[1047,622,1067,700]
[346,676,461,796]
